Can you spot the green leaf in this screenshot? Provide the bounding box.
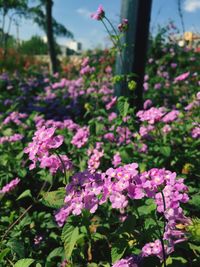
[46,247,64,262]
[111,239,127,263]
[160,146,171,157]
[61,223,79,259]
[189,242,200,254]
[0,248,10,262]
[7,239,25,258]
[117,97,129,118]
[14,258,35,267]
[41,188,65,209]
[17,190,32,201]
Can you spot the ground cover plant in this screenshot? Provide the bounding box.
[0,4,200,267]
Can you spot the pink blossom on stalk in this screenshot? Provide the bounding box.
[118,18,129,32]
[91,5,105,20]
[0,178,20,194]
[174,71,190,82]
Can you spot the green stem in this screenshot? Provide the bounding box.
[153,213,167,267]
[101,19,117,47]
[55,151,68,184]
[105,16,122,48]
[161,191,167,235]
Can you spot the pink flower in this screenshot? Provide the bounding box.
[91,5,105,20]
[71,126,89,148]
[106,96,117,110]
[0,178,20,194]
[118,18,129,32]
[112,152,121,167]
[174,71,190,82]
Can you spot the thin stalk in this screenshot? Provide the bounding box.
[1,180,49,242]
[101,19,117,47]
[161,191,167,235]
[1,204,33,242]
[153,213,167,267]
[55,151,68,184]
[104,16,122,49]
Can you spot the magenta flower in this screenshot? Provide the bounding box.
[91,5,105,20]
[0,177,20,194]
[174,71,190,82]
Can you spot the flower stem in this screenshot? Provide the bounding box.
[55,151,68,184]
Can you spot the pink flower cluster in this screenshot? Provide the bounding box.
[91,5,105,20]
[0,177,20,194]
[142,239,163,259]
[87,142,104,173]
[112,255,141,267]
[56,163,189,259]
[191,125,200,139]
[55,171,103,226]
[71,126,89,148]
[136,107,166,124]
[0,133,24,144]
[24,126,72,174]
[3,111,28,127]
[80,57,95,75]
[162,110,179,123]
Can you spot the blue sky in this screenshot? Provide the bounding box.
[9,0,200,50]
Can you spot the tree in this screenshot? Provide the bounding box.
[29,0,73,74]
[0,0,28,57]
[19,35,48,55]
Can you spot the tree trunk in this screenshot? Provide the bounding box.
[115,0,152,110]
[45,0,58,74]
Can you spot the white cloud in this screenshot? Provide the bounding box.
[76,8,91,19]
[184,0,200,12]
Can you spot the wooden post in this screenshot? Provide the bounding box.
[115,0,152,110]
